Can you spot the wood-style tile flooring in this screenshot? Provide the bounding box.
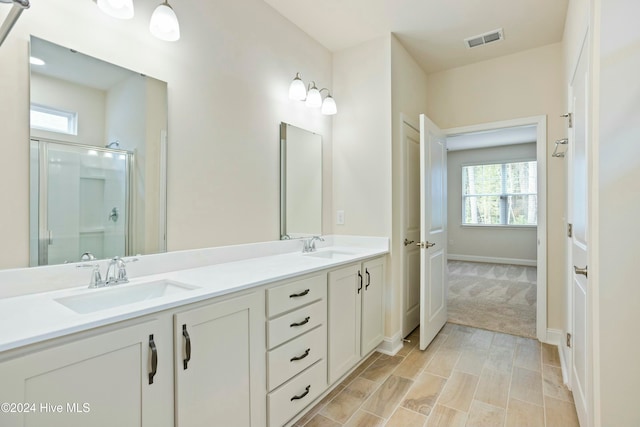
[294,324,579,427]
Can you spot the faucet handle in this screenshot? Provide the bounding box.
[77,263,104,288]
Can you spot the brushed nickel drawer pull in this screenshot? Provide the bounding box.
[148,334,158,385]
[290,385,311,401]
[289,289,310,298]
[290,348,311,362]
[290,317,310,327]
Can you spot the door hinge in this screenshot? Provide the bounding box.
[561,113,573,128]
[568,223,573,238]
[566,333,572,348]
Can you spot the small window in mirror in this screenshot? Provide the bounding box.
[30,103,78,135]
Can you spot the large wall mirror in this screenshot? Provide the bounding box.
[29,36,168,266]
[280,122,322,239]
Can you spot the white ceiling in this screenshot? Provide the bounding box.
[30,37,136,91]
[446,125,537,152]
[264,0,569,74]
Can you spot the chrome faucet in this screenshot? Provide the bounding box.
[302,236,324,253]
[105,257,128,285]
[79,256,138,288]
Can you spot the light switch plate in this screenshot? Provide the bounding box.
[336,210,345,225]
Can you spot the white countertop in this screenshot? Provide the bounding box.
[0,243,387,353]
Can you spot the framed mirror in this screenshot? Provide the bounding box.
[29,36,168,266]
[280,122,322,239]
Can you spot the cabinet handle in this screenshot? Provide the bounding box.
[148,334,158,385]
[289,289,310,298]
[290,385,311,401]
[290,348,311,362]
[290,316,310,327]
[357,271,363,294]
[365,269,371,290]
[182,324,191,370]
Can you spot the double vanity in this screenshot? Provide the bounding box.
[0,236,388,427]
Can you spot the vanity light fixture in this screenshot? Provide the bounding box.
[288,73,337,115]
[288,72,307,101]
[305,82,322,108]
[320,89,337,116]
[149,0,180,42]
[97,0,134,20]
[95,0,181,42]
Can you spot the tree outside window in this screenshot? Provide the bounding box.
[462,161,537,226]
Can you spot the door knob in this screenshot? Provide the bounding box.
[404,238,415,246]
[574,265,588,278]
[416,241,436,249]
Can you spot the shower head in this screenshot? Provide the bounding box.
[106,141,120,148]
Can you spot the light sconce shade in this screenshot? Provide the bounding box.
[321,94,337,115]
[288,73,337,115]
[150,1,180,41]
[305,82,322,108]
[288,73,307,101]
[97,0,134,19]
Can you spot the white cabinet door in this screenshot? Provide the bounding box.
[0,319,169,427]
[174,292,265,427]
[327,264,361,384]
[361,257,385,356]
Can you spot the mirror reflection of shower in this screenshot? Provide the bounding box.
[30,139,133,266]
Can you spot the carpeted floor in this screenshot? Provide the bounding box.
[447,260,537,338]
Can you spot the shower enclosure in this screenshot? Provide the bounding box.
[30,139,133,266]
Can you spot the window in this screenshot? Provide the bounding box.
[462,161,537,226]
[30,104,78,135]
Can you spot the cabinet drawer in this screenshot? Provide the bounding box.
[267,325,326,391]
[268,299,326,349]
[267,274,326,318]
[268,360,327,427]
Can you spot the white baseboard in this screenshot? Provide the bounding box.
[545,328,562,345]
[376,332,403,356]
[545,328,570,387]
[448,254,537,267]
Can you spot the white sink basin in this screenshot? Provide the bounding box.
[55,280,199,314]
[304,250,357,260]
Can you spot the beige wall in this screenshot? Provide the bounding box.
[596,0,640,424]
[426,43,566,331]
[447,143,538,264]
[332,36,392,238]
[0,0,334,269]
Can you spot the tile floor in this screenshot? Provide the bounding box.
[293,324,579,427]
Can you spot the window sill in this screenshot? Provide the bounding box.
[460,224,537,230]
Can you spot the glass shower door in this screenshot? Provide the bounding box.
[32,140,132,265]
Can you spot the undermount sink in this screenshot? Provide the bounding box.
[303,249,357,260]
[55,280,199,314]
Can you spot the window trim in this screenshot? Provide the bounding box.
[461,159,538,227]
[30,103,78,135]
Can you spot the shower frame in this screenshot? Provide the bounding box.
[32,138,134,265]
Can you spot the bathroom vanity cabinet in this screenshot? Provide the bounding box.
[327,257,385,384]
[0,251,387,427]
[0,318,174,427]
[174,292,265,427]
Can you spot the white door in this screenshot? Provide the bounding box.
[568,35,590,427]
[402,120,421,337]
[419,114,448,350]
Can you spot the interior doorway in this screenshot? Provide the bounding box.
[400,115,548,343]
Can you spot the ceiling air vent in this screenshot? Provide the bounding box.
[464,28,504,49]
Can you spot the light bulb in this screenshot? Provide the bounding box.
[288,73,307,101]
[305,83,322,108]
[150,2,181,41]
[97,0,134,19]
[321,95,337,115]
